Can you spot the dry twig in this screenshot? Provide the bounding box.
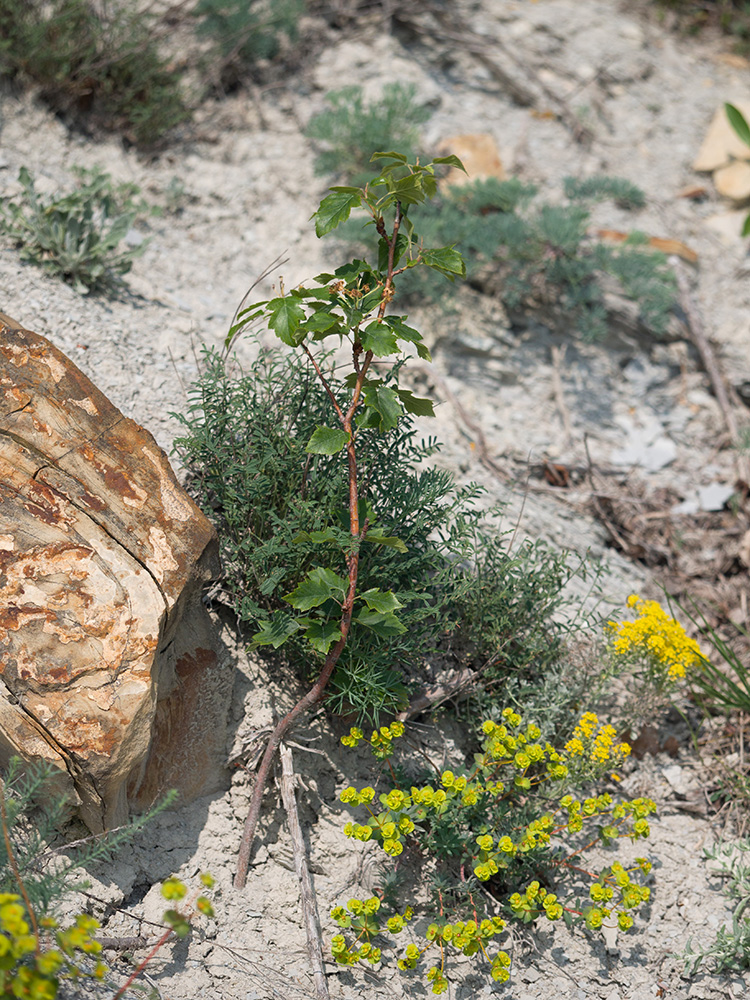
[670,256,750,484]
[278,743,330,1000]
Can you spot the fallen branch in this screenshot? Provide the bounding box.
[670,256,750,484]
[278,743,330,1000]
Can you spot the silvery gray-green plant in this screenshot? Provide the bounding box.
[0,167,149,294]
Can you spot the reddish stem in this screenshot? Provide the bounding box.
[234,206,401,888]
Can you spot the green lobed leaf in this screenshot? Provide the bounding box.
[726,103,750,149]
[314,189,362,237]
[395,387,435,417]
[354,607,406,636]
[306,425,350,455]
[301,620,343,655]
[361,384,402,431]
[284,566,348,611]
[360,322,399,357]
[359,588,404,613]
[420,246,466,278]
[267,296,307,346]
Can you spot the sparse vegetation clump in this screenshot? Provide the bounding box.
[0,0,189,148]
[0,167,150,295]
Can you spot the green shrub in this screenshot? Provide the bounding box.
[380,175,676,339]
[0,167,150,295]
[175,343,577,721]
[195,0,304,85]
[306,84,433,183]
[0,0,189,148]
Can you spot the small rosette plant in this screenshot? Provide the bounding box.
[332,709,655,993]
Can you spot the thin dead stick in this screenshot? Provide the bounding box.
[670,256,750,484]
[278,743,330,1000]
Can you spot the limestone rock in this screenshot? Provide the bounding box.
[0,313,230,831]
[713,159,750,202]
[693,101,750,172]
[436,134,506,188]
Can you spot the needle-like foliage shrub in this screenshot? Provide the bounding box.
[175,343,576,720]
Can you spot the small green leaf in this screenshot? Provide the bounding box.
[304,310,340,333]
[362,384,402,431]
[267,296,307,346]
[359,589,404,613]
[314,189,362,237]
[432,154,467,172]
[384,315,422,343]
[390,174,425,205]
[306,425,350,454]
[395,387,435,417]
[370,151,409,164]
[743,213,750,238]
[360,322,399,357]
[354,607,406,636]
[284,566,348,610]
[302,620,342,655]
[421,246,466,278]
[253,612,301,648]
[726,103,750,148]
[416,342,432,361]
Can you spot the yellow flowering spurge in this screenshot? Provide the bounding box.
[161,873,215,939]
[608,594,703,686]
[335,709,656,994]
[0,894,108,998]
[563,711,631,779]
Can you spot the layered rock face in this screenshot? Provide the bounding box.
[0,312,230,831]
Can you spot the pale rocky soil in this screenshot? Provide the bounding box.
[3,1,750,997]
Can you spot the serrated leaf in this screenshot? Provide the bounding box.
[267,296,306,346]
[253,612,301,648]
[390,174,425,205]
[384,315,422,343]
[354,607,406,636]
[395,387,435,417]
[726,103,750,148]
[370,151,409,164]
[284,566,348,610]
[360,322,399,357]
[432,154,467,172]
[416,342,432,361]
[304,310,340,333]
[421,246,466,278]
[359,588,404,613]
[306,425,350,455]
[302,620,342,655]
[362,384,402,431]
[314,189,362,237]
